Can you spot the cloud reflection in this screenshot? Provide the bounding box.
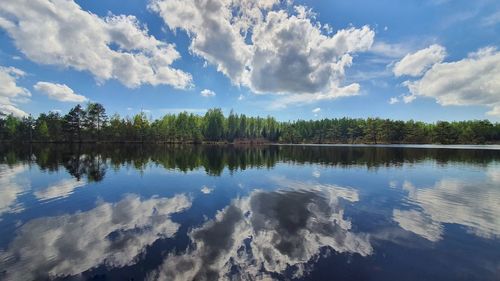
[0,194,192,280]
[0,164,29,218]
[149,182,371,281]
[200,185,213,194]
[393,209,443,242]
[34,178,86,202]
[393,166,500,241]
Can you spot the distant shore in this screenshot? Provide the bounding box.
[2,140,499,146]
[2,105,499,146]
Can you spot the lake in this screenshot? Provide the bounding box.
[0,144,499,281]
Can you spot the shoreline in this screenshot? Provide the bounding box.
[1,140,500,148]
[272,143,500,150]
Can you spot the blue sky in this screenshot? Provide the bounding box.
[0,0,499,122]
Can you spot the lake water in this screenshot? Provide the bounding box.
[0,144,499,281]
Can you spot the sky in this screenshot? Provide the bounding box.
[0,0,499,122]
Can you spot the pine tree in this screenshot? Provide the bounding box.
[64,105,85,142]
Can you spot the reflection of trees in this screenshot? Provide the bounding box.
[277,145,500,168]
[149,183,372,281]
[1,144,499,181]
[63,149,107,182]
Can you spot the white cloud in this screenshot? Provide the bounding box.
[34,82,88,103]
[200,89,216,97]
[250,14,373,98]
[312,107,321,113]
[393,44,446,77]
[323,23,334,35]
[150,0,374,107]
[149,0,253,84]
[370,41,414,59]
[389,94,416,105]
[388,97,399,104]
[405,46,500,116]
[158,108,207,114]
[0,66,30,117]
[0,0,192,89]
[149,183,371,281]
[402,94,416,103]
[0,194,192,280]
[270,83,360,109]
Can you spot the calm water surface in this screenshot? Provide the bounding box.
[0,144,499,281]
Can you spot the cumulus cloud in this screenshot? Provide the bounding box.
[34,178,86,202]
[0,66,30,117]
[150,0,374,107]
[148,182,371,281]
[404,46,500,116]
[149,0,256,84]
[249,13,373,94]
[0,0,192,88]
[34,82,88,103]
[393,44,446,77]
[200,89,216,97]
[0,194,192,280]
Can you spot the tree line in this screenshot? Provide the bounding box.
[1,103,499,144]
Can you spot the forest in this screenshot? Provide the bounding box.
[1,103,499,144]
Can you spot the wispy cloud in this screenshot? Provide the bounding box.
[158,108,207,114]
[370,41,414,59]
[481,11,500,26]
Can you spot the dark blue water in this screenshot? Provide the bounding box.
[0,144,499,281]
